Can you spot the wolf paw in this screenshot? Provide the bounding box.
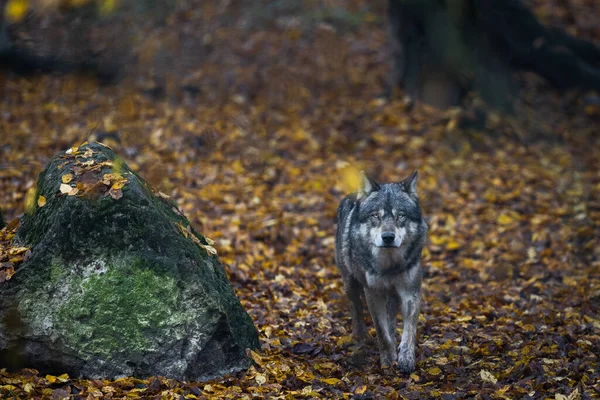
[358,335,376,347]
[397,351,415,374]
[380,354,395,368]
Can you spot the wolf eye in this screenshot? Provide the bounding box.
[395,213,405,221]
[370,212,380,220]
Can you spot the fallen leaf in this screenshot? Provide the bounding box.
[255,373,267,385]
[355,385,367,395]
[4,0,28,23]
[61,174,73,184]
[480,369,498,384]
[59,183,77,195]
[446,239,461,250]
[248,350,263,366]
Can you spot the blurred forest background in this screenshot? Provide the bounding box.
[1,0,599,398]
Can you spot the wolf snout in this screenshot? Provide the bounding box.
[381,232,395,245]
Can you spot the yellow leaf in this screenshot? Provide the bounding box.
[339,163,361,193]
[66,145,79,155]
[410,373,420,382]
[57,373,69,382]
[232,160,244,174]
[446,239,461,250]
[111,178,128,190]
[8,246,29,255]
[179,224,189,237]
[480,369,498,384]
[562,276,578,286]
[62,174,73,183]
[355,385,367,395]
[24,382,34,393]
[98,0,117,15]
[249,349,263,366]
[46,374,57,383]
[37,195,47,207]
[321,378,341,385]
[4,0,28,23]
[427,366,442,376]
[446,118,458,132]
[497,214,515,225]
[456,315,473,322]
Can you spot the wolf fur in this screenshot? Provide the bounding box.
[335,170,428,373]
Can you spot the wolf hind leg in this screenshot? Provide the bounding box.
[397,291,421,373]
[364,291,396,366]
[344,277,367,342]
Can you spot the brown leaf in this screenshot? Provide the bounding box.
[0,265,15,282]
[108,188,123,200]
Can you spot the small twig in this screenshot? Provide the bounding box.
[84,119,102,143]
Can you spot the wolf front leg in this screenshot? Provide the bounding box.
[344,277,367,341]
[364,290,397,366]
[387,294,399,343]
[397,290,421,373]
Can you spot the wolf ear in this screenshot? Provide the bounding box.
[401,170,419,200]
[357,171,380,200]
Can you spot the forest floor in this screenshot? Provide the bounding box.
[1,0,600,399]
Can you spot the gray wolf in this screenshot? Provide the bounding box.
[335,170,428,373]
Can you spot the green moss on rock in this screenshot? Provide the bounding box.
[55,259,181,357]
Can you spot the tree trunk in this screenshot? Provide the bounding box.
[0,2,121,83]
[388,0,600,110]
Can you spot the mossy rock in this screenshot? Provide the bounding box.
[0,142,259,381]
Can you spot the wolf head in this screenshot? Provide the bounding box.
[356,170,423,250]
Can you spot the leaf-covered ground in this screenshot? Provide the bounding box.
[1,1,600,399]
